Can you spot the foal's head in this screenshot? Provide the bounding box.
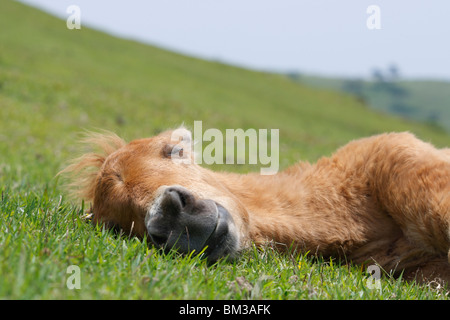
[62,128,248,261]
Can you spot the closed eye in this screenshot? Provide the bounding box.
[163,144,184,158]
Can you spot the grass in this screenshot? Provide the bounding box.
[293,74,450,133]
[1,185,448,299]
[0,1,449,299]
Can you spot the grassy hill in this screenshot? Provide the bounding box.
[291,73,450,133]
[0,1,449,299]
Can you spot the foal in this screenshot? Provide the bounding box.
[62,128,450,283]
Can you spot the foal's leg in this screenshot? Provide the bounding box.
[371,133,450,257]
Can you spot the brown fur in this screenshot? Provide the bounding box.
[61,129,450,284]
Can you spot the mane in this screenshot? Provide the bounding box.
[58,130,126,202]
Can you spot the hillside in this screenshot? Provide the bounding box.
[1,1,449,188]
[291,73,450,133]
[0,1,449,300]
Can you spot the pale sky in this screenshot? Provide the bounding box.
[18,0,450,80]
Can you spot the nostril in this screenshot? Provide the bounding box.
[177,191,187,208]
[165,187,194,210]
[149,232,168,247]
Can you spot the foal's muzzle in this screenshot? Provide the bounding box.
[145,186,238,261]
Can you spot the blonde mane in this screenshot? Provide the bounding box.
[59,131,126,201]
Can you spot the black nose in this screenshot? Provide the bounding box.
[145,185,235,259]
[160,186,195,216]
[149,232,168,247]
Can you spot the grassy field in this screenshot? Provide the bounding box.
[293,73,450,133]
[0,1,449,299]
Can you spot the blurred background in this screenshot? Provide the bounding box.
[1,0,449,186]
[18,0,450,80]
[2,0,450,300]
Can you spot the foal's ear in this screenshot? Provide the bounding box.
[170,126,192,144]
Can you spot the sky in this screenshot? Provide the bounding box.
[18,0,450,80]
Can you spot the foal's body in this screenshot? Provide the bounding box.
[64,129,450,283]
[207,132,450,281]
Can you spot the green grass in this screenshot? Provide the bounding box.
[1,186,448,299]
[0,1,449,299]
[293,74,450,133]
[1,187,448,300]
